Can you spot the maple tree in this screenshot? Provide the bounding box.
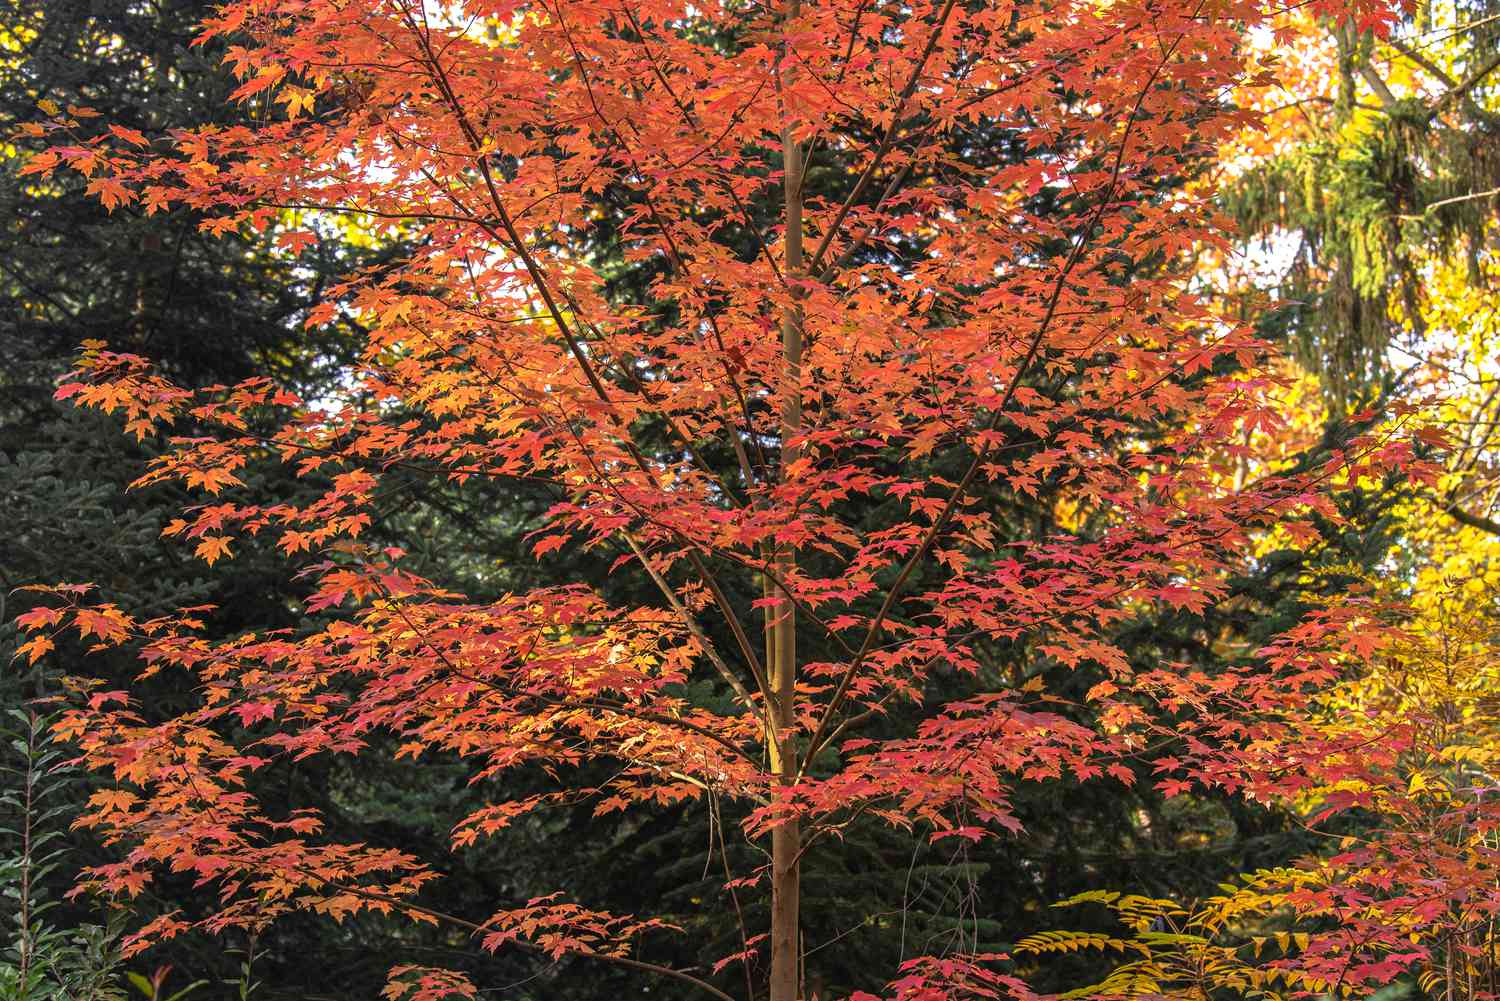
[12,0,1440,997]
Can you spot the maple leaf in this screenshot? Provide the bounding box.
[195,536,233,565]
[14,634,55,665]
[234,703,277,726]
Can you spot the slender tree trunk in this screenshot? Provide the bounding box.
[770,0,804,994]
[16,712,37,988]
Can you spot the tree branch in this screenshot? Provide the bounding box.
[800,19,1191,771]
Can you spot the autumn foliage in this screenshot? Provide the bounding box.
[13,0,1459,997]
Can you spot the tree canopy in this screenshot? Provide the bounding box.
[8,0,1500,1000]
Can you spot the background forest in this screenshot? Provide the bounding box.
[4,0,1500,1000]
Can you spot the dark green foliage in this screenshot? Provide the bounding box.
[0,0,373,413]
[0,701,127,1001]
[0,1,375,995]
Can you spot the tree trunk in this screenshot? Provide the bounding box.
[770,1,804,995]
